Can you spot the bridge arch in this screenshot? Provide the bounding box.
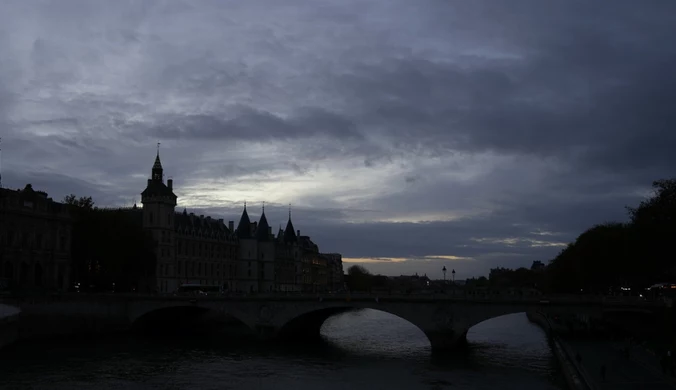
[273,301,467,352]
[128,301,256,338]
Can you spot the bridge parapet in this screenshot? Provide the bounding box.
[8,293,666,354]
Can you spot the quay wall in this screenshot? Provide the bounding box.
[526,311,591,390]
[0,304,21,350]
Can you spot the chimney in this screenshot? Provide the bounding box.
[297,229,300,237]
[218,218,223,224]
[228,221,234,231]
[167,179,173,189]
[147,179,151,186]
[206,216,211,221]
[200,215,204,219]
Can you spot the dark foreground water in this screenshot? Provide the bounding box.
[0,311,564,390]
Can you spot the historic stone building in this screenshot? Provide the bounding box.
[140,151,238,293]
[0,184,72,291]
[321,253,345,291]
[138,150,339,293]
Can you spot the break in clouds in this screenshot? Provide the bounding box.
[1,0,675,278]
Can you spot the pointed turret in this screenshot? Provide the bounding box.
[277,224,284,240]
[256,207,271,241]
[283,217,297,243]
[152,145,163,182]
[236,203,252,239]
[141,145,176,203]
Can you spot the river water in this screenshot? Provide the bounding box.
[0,310,564,390]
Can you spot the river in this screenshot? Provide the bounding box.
[0,310,564,390]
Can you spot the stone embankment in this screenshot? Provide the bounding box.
[0,303,21,350]
[527,311,592,390]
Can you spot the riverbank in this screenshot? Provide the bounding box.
[528,311,676,390]
[0,304,21,350]
[527,311,591,390]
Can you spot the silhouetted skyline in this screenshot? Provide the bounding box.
[1,1,675,278]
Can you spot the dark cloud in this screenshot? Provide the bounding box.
[149,106,362,142]
[1,0,674,277]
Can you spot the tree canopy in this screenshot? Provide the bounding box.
[67,196,156,293]
[545,178,676,293]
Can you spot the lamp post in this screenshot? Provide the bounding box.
[452,269,456,284]
[442,266,447,283]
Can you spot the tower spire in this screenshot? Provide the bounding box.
[151,143,163,182]
[288,203,291,220]
[262,201,265,213]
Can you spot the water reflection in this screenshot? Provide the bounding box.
[0,310,564,390]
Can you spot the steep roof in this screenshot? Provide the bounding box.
[256,211,271,241]
[174,212,229,233]
[236,205,252,239]
[283,218,297,243]
[152,153,163,170]
[141,180,176,199]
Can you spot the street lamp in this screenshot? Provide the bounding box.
[442,266,447,283]
[452,269,456,284]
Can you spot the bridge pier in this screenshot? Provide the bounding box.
[424,328,468,353]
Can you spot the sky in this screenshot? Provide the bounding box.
[1,0,675,279]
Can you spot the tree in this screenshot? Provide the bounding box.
[347,264,371,277]
[345,264,373,291]
[67,195,156,293]
[63,194,95,209]
[545,177,676,293]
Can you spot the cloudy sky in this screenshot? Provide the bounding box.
[1,0,674,279]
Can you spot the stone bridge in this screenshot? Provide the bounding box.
[7,294,667,352]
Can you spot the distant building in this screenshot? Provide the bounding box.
[391,273,431,290]
[321,253,344,291]
[0,184,72,291]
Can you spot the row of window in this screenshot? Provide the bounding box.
[1,231,68,251]
[177,239,237,259]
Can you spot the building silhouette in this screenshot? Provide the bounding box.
[139,150,341,293]
[0,149,343,293]
[0,184,71,291]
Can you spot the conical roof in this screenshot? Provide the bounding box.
[283,218,297,243]
[152,153,163,170]
[236,205,251,239]
[256,211,271,241]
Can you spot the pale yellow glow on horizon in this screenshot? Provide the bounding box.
[423,255,474,261]
[342,257,409,263]
[471,237,567,248]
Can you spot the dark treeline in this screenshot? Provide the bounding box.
[346,178,676,295]
[467,179,676,294]
[544,178,676,294]
[64,195,156,293]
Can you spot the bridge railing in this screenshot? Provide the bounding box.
[1,291,668,307]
